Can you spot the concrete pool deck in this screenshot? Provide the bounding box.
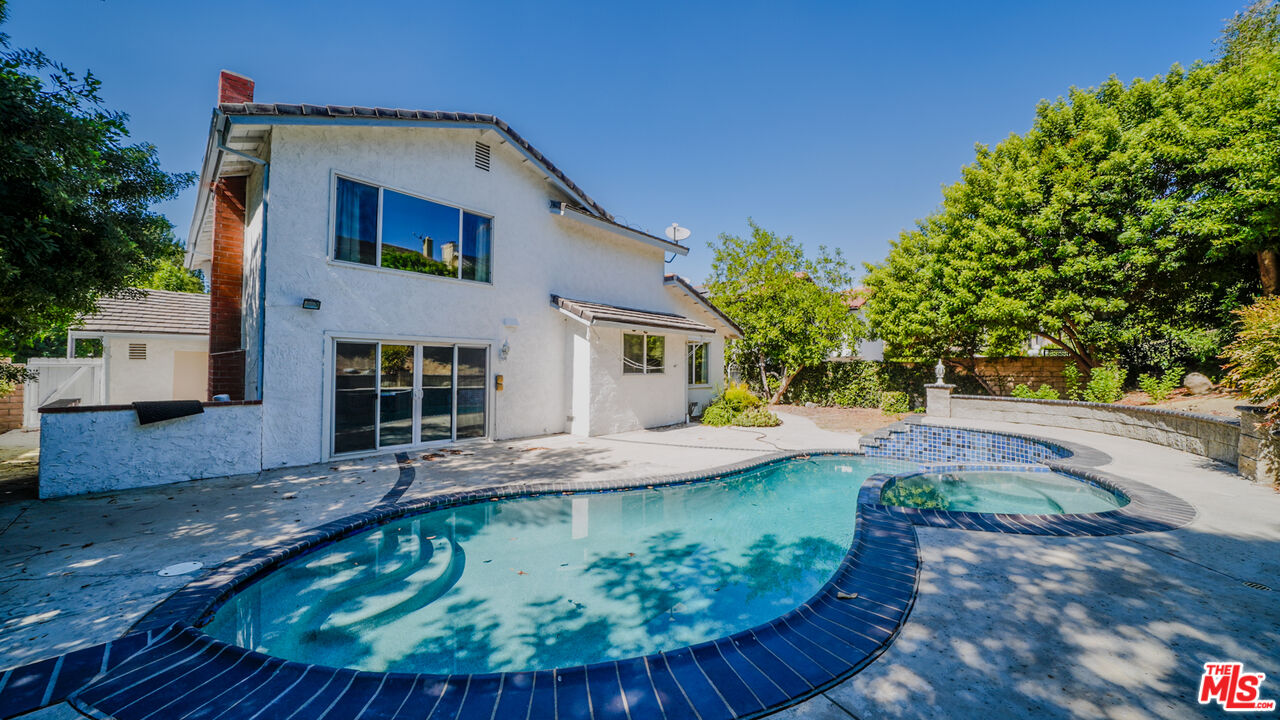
[2,412,1278,718]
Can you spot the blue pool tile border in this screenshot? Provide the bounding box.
[3,421,1196,720]
[859,422,1197,536]
[65,450,923,720]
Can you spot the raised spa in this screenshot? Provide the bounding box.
[204,455,915,675]
[879,469,1129,515]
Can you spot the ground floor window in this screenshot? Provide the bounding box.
[687,342,709,385]
[334,340,488,455]
[623,333,665,374]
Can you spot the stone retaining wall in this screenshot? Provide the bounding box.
[946,395,1241,467]
[1237,405,1278,484]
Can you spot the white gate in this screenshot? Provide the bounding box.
[22,358,105,428]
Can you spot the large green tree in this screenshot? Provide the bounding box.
[867,5,1274,374]
[0,0,194,378]
[1183,0,1280,295]
[706,220,863,403]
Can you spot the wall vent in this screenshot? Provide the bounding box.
[474,141,491,171]
[128,343,147,360]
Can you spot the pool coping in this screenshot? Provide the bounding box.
[40,422,1199,720]
[69,450,924,720]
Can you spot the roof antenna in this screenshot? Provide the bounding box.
[664,223,691,264]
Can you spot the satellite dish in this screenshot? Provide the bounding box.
[665,223,692,242]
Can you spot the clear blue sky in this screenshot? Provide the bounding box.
[6,0,1247,285]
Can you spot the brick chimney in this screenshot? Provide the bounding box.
[207,71,253,401]
[218,70,254,105]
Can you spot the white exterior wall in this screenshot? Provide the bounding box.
[242,163,267,401]
[104,335,209,404]
[664,285,733,415]
[38,404,261,498]
[583,326,688,436]
[255,125,707,468]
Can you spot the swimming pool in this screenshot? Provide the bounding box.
[878,469,1129,515]
[204,455,917,675]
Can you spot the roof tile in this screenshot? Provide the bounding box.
[75,289,209,336]
[552,295,716,334]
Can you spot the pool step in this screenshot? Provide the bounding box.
[320,536,462,630]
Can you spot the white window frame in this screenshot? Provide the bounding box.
[687,341,710,386]
[326,335,492,459]
[328,172,494,285]
[623,332,665,375]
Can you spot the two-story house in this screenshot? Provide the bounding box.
[184,71,740,471]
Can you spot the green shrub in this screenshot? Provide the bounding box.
[1082,363,1126,403]
[1062,364,1083,400]
[878,390,910,414]
[721,381,762,412]
[1223,296,1280,423]
[1137,366,1182,404]
[1011,383,1060,400]
[700,401,736,426]
[781,359,987,410]
[732,406,782,427]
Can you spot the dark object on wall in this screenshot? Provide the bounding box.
[132,400,204,425]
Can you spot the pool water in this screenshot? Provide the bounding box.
[879,470,1128,515]
[204,455,916,674]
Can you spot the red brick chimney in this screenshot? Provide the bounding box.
[218,70,254,105]
[207,71,253,401]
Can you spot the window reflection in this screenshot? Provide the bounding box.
[379,345,414,447]
[421,347,454,442]
[332,178,492,283]
[334,342,377,453]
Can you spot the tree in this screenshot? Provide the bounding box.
[0,0,194,392]
[1183,0,1280,295]
[138,242,205,293]
[706,220,862,403]
[866,21,1266,375]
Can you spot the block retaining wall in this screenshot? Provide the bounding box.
[947,395,1241,467]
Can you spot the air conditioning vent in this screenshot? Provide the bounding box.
[128,343,147,360]
[474,141,491,171]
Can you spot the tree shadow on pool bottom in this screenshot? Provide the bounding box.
[384,530,849,674]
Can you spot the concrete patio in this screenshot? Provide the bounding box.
[2,411,1277,719]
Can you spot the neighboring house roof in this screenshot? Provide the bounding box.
[552,295,716,335]
[74,290,210,336]
[663,274,744,338]
[843,287,870,310]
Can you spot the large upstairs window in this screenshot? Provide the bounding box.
[334,176,492,282]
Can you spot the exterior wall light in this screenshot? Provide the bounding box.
[500,339,511,360]
[301,298,322,310]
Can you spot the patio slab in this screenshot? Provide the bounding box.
[772,416,1280,720]
[5,411,1279,719]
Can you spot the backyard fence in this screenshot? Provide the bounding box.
[22,358,104,428]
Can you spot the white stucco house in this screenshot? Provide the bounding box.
[173,71,739,470]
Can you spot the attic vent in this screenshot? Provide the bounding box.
[474,141,491,171]
[128,343,147,360]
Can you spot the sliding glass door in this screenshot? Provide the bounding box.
[333,341,488,455]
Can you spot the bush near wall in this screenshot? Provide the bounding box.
[783,359,986,409]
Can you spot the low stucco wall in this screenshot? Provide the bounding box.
[948,395,1241,466]
[38,402,262,498]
